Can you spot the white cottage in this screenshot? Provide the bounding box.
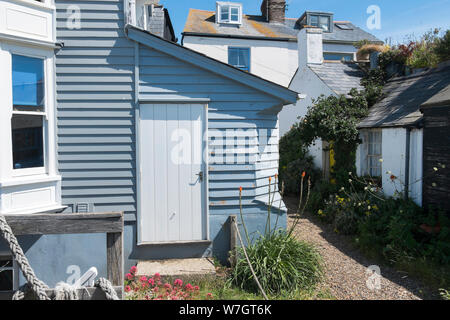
[288,27,366,173]
[357,62,450,206]
[182,1,380,89]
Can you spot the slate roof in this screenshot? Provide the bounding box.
[358,63,450,128]
[309,62,365,96]
[182,9,381,43]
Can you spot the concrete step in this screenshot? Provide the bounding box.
[136,258,216,277]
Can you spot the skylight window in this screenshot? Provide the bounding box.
[217,2,242,25]
[336,23,353,30]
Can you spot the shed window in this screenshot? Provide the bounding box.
[228,47,250,72]
[367,131,382,177]
[217,2,242,24]
[0,257,18,291]
[11,54,45,170]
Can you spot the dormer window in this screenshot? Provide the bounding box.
[310,15,331,32]
[299,12,333,33]
[217,2,242,25]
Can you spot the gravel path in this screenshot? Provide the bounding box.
[285,196,438,300]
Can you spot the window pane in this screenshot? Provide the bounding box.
[12,114,44,170]
[0,270,13,291]
[12,54,44,110]
[230,7,239,21]
[220,5,229,21]
[228,48,250,71]
[238,49,250,71]
[310,15,318,26]
[323,53,353,61]
[319,16,330,31]
[228,48,239,66]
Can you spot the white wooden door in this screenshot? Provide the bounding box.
[139,104,207,243]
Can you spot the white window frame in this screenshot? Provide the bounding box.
[10,50,48,177]
[216,2,242,25]
[366,130,382,177]
[0,254,19,291]
[0,43,59,184]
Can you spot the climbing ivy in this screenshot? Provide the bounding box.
[296,89,369,184]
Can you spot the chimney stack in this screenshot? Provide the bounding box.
[298,27,323,66]
[261,0,286,23]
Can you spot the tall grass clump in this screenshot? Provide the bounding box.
[231,174,323,296]
[232,231,323,295]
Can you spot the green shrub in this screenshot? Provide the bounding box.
[307,180,339,215]
[357,198,450,265]
[279,126,320,195]
[231,231,323,295]
[435,30,450,62]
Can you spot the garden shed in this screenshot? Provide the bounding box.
[0,0,298,289]
[420,82,450,213]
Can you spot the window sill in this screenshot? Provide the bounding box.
[0,174,61,188]
[11,0,55,11]
[2,204,66,215]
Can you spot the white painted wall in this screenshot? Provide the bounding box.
[0,0,55,45]
[381,128,407,198]
[183,36,299,87]
[409,128,423,206]
[284,64,335,170]
[356,127,423,206]
[0,1,61,214]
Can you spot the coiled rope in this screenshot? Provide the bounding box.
[0,214,119,300]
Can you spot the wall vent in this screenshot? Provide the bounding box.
[76,203,90,213]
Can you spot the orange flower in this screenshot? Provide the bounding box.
[301,171,306,178]
[239,186,243,193]
[269,177,272,183]
[275,173,278,179]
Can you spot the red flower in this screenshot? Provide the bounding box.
[154,272,161,279]
[185,283,193,291]
[206,293,213,299]
[194,285,199,291]
[126,273,133,280]
[130,266,137,274]
[174,279,183,287]
[124,285,131,292]
[139,276,147,282]
[390,175,397,181]
[148,278,155,286]
[302,171,306,178]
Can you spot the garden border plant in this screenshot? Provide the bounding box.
[231,173,324,297]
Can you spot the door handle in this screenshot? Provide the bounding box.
[196,171,204,182]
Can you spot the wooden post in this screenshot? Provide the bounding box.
[229,215,237,267]
[107,232,123,286]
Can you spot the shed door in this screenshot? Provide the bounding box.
[139,104,207,243]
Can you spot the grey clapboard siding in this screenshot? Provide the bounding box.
[55,0,286,258]
[56,0,137,217]
[138,45,282,212]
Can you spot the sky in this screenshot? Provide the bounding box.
[160,0,450,44]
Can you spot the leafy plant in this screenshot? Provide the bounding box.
[279,127,320,195]
[296,89,369,186]
[232,230,323,295]
[124,267,213,300]
[434,29,450,62]
[231,174,323,296]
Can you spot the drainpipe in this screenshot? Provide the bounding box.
[404,127,411,200]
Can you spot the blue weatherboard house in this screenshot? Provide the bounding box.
[0,0,297,287]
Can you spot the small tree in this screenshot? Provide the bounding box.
[296,89,369,187]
